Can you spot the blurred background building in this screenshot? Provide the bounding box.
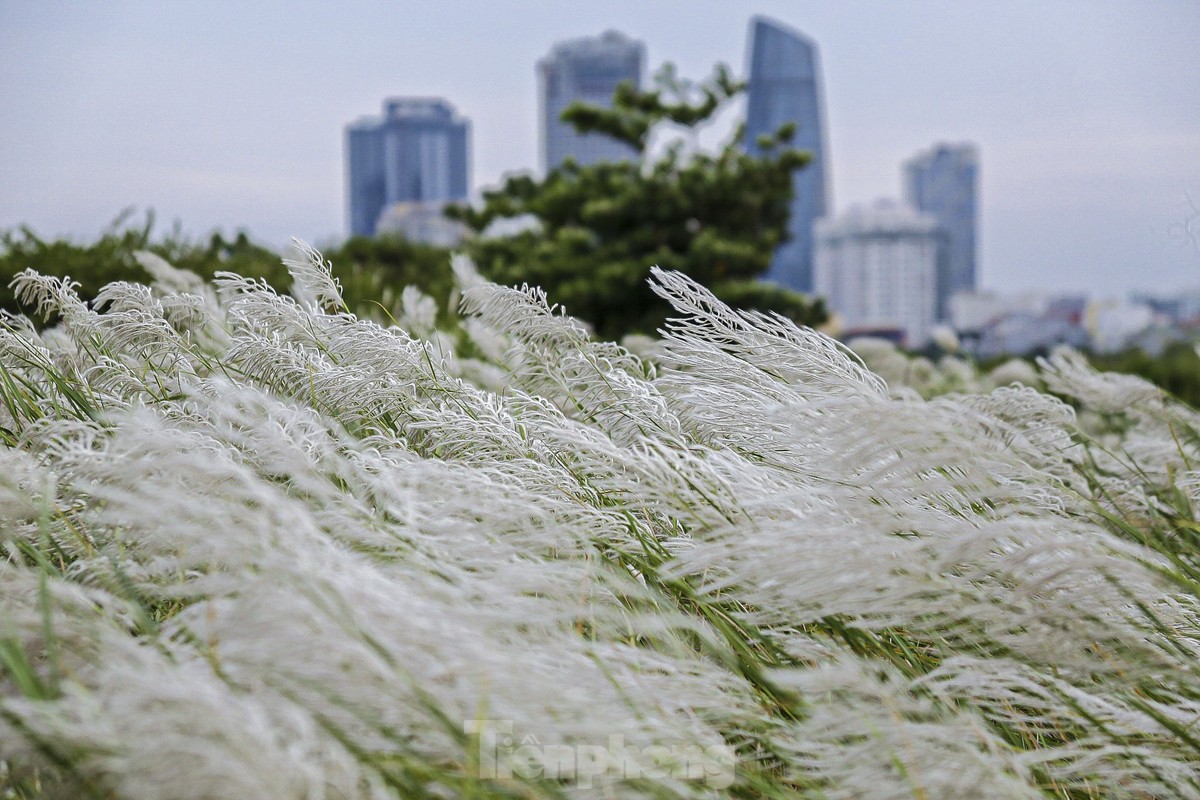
[346,98,470,237]
[814,200,940,348]
[949,286,1200,358]
[375,201,470,247]
[744,16,829,294]
[904,143,978,321]
[538,30,644,173]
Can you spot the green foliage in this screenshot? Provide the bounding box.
[449,64,826,339]
[0,210,286,321]
[557,62,743,151]
[331,234,458,326]
[0,211,457,327]
[1088,341,1200,408]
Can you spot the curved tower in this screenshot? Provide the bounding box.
[745,16,829,293]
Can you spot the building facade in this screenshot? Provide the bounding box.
[346,98,470,237]
[538,30,644,173]
[375,201,470,247]
[814,201,941,348]
[903,143,978,320]
[744,16,830,294]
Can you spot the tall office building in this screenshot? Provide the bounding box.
[814,201,942,348]
[904,143,978,320]
[744,16,830,293]
[346,98,470,237]
[538,30,644,173]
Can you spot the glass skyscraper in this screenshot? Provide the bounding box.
[744,16,829,294]
[345,98,470,237]
[538,30,644,174]
[904,143,978,321]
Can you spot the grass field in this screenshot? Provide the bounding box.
[1,245,1198,798]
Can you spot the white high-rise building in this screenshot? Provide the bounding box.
[814,201,941,348]
[375,202,470,247]
[537,31,644,173]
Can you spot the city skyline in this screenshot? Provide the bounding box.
[2,1,1198,298]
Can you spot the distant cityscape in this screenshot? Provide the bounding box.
[344,16,1200,357]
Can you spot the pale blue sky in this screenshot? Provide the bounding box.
[1,0,1198,296]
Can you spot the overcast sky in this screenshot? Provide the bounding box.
[2,0,1198,296]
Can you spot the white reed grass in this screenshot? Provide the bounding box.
[1,245,1198,799]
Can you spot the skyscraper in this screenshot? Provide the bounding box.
[345,98,470,237]
[538,30,644,173]
[744,16,830,293]
[814,201,942,348]
[904,143,978,320]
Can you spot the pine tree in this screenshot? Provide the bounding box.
[449,64,826,339]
